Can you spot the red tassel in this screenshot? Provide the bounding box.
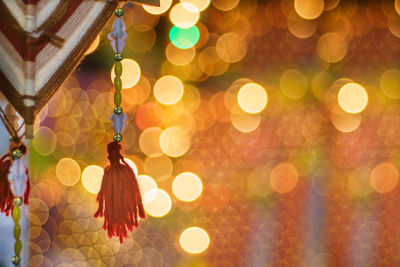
[24,169,30,205]
[0,155,13,215]
[0,143,31,215]
[95,141,145,243]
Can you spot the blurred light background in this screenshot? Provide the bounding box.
[2,0,400,266]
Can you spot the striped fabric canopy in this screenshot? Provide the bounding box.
[0,0,159,138]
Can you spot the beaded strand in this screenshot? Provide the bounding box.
[112,7,125,143]
[11,197,22,265]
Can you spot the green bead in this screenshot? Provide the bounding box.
[115,62,122,77]
[114,53,123,61]
[114,91,122,107]
[11,256,21,265]
[14,239,22,256]
[12,149,22,160]
[113,134,122,143]
[114,106,123,114]
[13,197,22,207]
[114,77,122,91]
[14,224,21,239]
[12,206,20,223]
[115,8,124,17]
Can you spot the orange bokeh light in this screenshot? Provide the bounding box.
[270,163,299,194]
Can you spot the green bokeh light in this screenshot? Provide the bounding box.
[169,25,200,49]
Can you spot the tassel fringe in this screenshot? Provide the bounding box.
[95,141,145,243]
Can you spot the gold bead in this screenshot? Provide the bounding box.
[12,149,22,160]
[115,8,124,17]
[12,206,20,223]
[13,197,22,207]
[114,53,123,62]
[115,61,123,77]
[114,107,123,114]
[113,134,122,143]
[11,256,21,265]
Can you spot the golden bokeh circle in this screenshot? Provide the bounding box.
[154,75,184,105]
[137,174,158,204]
[237,83,268,114]
[56,158,81,187]
[280,69,308,99]
[181,0,211,12]
[338,83,368,114]
[159,127,191,157]
[270,163,299,194]
[139,127,164,156]
[169,3,200,28]
[179,227,210,254]
[370,163,399,194]
[316,32,348,63]
[111,59,141,89]
[81,165,104,194]
[172,172,203,202]
[32,127,57,156]
[143,189,172,217]
[294,0,324,20]
[380,69,400,99]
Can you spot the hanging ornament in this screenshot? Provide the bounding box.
[94,7,145,243]
[0,104,30,266]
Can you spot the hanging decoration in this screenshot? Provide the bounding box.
[0,104,30,266]
[94,6,145,243]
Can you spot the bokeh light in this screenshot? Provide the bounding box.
[316,32,348,63]
[144,154,173,182]
[169,3,199,28]
[172,172,203,202]
[137,175,158,204]
[139,127,164,156]
[81,165,104,194]
[237,83,268,114]
[331,113,362,133]
[32,127,57,156]
[338,83,368,114]
[370,163,399,194]
[169,25,200,49]
[280,69,308,99]
[231,113,261,133]
[166,43,195,66]
[143,189,172,217]
[396,0,400,16]
[212,0,239,11]
[181,0,210,12]
[380,69,400,99]
[111,58,141,89]
[154,75,184,105]
[216,32,247,63]
[56,158,81,186]
[159,127,191,157]
[294,0,324,20]
[270,163,299,194]
[179,227,210,254]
